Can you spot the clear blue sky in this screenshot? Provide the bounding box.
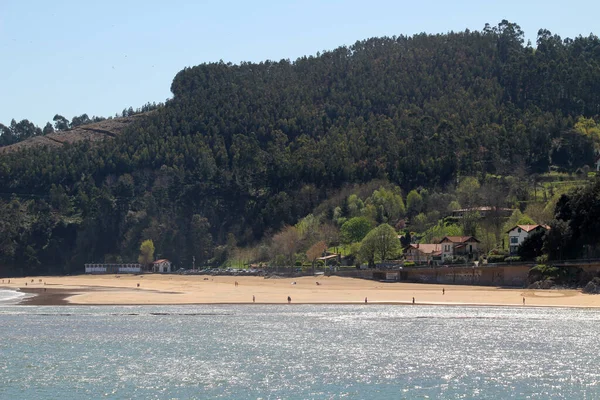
[1,0,598,128]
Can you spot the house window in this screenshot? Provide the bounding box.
[518,228,522,233]
[510,237,519,244]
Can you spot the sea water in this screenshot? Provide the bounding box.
[1,304,600,399]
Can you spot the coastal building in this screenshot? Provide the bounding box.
[316,253,341,266]
[152,259,172,273]
[439,236,480,261]
[506,224,550,255]
[84,263,142,274]
[404,244,442,265]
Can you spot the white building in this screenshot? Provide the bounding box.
[152,259,172,273]
[506,225,550,255]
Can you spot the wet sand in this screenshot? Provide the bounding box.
[0,274,598,307]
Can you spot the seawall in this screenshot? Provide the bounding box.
[336,265,531,287]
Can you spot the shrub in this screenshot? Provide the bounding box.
[403,261,415,267]
[488,248,507,256]
[536,254,549,264]
[487,255,506,263]
[528,264,560,284]
[505,256,522,262]
[450,256,467,264]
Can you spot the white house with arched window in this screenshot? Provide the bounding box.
[507,225,550,255]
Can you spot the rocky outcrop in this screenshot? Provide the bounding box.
[583,279,600,294]
[0,114,147,154]
[528,280,555,289]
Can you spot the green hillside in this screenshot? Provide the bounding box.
[1,21,599,275]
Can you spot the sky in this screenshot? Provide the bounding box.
[1,0,599,128]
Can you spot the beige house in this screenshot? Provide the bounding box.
[439,236,480,261]
[404,244,442,265]
[152,259,172,273]
[507,225,550,255]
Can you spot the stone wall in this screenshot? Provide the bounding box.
[404,265,530,286]
[335,265,531,287]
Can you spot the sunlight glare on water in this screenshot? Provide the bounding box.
[1,304,600,399]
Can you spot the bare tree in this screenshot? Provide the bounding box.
[306,241,327,271]
[271,225,300,266]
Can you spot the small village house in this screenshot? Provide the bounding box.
[152,259,172,273]
[507,225,550,255]
[404,244,442,265]
[439,236,480,261]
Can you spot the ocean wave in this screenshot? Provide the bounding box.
[0,289,33,304]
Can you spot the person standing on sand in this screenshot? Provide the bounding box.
[287,296,291,304]
[412,297,415,304]
[523,297,525,305]
[365,297,368,304]
[253,295,255,303]
[442,288,445,295]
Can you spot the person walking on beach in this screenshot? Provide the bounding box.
[287,296,291,304]
[412,297,415,304]
[365,297,368,304]
[442,288,445,295]
[253,295,255,303]
[523,297,525,305]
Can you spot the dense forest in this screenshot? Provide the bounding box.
[1,21,600,276]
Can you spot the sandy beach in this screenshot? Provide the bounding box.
[2,274,600,308]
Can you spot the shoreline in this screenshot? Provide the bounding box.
[1,274,599,308]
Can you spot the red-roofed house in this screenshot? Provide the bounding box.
[439,236,480,261]
[404,244,442,265]
[507,225,550,255]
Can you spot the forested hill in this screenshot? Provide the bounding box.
[1,21,600,275]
